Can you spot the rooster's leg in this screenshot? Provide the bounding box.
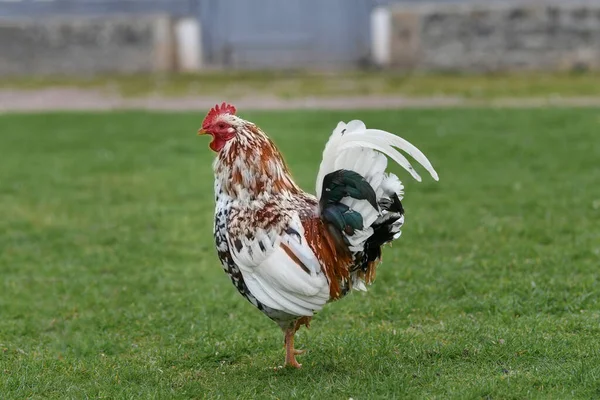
[283,328,302,368]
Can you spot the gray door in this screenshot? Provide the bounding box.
[199,0,372,68]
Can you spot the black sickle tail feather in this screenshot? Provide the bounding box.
[320,169,377,239]
[358,193,405,273]
[378,191,404,215]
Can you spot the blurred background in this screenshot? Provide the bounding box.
[0,0,599,107]
[2,0,600,73]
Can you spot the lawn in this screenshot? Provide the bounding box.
[2,71,600,99]
[0,108,599,399]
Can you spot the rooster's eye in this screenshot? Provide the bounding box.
[218,123,226,129]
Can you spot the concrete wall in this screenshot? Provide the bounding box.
[389,2,600,72]
[0,15,181,76]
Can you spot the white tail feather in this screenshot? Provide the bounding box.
[316,120,438,199]
[380,173,404,198]
[362,129,438,180]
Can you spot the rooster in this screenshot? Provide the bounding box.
[198,103,438,368]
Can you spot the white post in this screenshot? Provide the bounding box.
[175,17,202,71]
[371,6,391,67]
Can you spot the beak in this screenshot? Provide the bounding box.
[197,128,207,135]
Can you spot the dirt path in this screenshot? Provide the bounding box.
[1,88,600,112]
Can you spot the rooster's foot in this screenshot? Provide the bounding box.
[283,328,303,368]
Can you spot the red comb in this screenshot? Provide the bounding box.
[202,102,237,129]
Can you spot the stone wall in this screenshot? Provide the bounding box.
[0,15,177,76]
[390,2,600,72]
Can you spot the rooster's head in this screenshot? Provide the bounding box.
[198,102,301,198]
[198,102,244,152]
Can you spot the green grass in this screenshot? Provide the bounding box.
[1,108,599,399]
[2,71,600,99]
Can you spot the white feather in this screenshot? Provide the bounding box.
[316,121,438,198]
[228,216,330,317]
[380,173,404,198]
[352,278,368,292]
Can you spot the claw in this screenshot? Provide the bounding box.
[286,359,302,369]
